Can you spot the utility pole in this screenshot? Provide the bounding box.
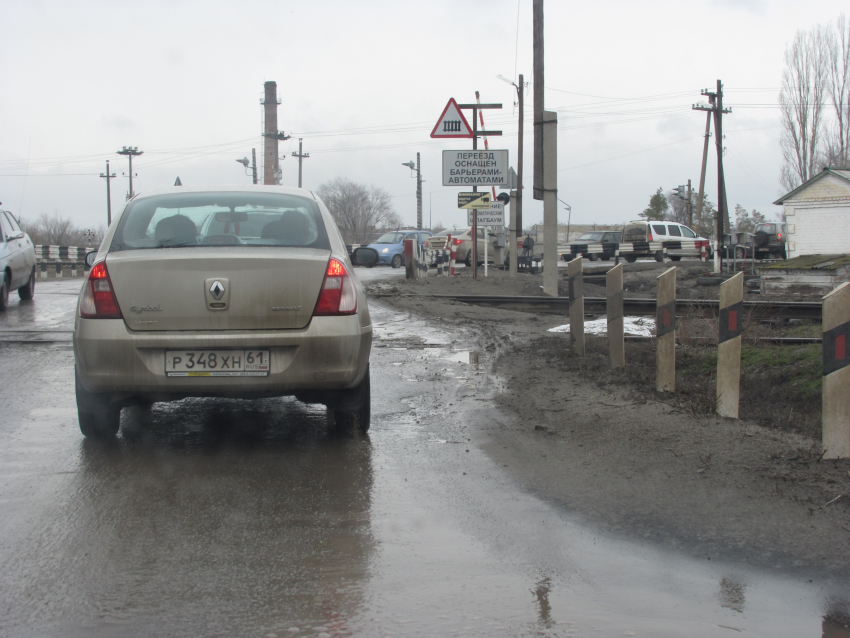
[116,146,142,200]
[694,110,712,233]
[99,160,116,226]
[516,73,524,243]
[262,81,289,185]
[693,81,731,272]
[532,0,544,201]
[687,178,692,228]
[291,138,310,188]
[416,152,422,230]
[251,148,258,185]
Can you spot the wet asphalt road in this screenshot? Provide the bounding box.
[0,272,844,637]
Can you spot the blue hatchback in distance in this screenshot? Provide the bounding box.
[367,230,432,268]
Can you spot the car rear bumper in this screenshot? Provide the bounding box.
[73,315,372,400]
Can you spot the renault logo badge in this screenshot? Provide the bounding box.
[209,280,226,300]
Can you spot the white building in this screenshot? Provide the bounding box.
[774,167,850,258]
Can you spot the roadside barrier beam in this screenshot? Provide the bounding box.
[656,266,677,392]
[716,272,744,418]
[822,281,850,459]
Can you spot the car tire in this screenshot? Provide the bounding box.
[754,230,768,247]
[588,254,598,262]
[654,251,664,262]
[329,368,371,435]
[391,254,403,269]
[780,248,787,260]
[624,255,638,263]
[75,368,120,438]
[464,250,472,267]
[0,271,9,311]
[670,256,682,262]
[18,267,35,300]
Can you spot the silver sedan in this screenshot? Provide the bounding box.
[0,209,36,310]
[73,186,378,438]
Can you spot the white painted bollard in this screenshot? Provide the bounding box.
[448,235,457,276]
[607,263,624,369]
[568,256,584,356]
[656,267,677,392]
[716,272,744,418]
[822,282,850,459]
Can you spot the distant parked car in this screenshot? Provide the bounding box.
[753,222,787,259]
[570,231,622,261]
[621,221,710,263]
[0,209,37,310]
[425,227,497,267]
[367,230,432,268]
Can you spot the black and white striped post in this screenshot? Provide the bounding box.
[716,272,744,418]
[822,282,850,459]
[656,267,677,392]
[568,256,584,356]
[607,263,624,368]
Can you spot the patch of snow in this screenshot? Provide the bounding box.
[548,316,655,337]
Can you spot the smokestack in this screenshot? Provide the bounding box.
[263,81,279,185]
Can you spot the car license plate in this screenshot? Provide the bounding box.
[165,350,270,377]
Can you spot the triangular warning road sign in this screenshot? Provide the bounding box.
[430,98,474,139]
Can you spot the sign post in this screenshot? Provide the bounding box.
[434,98,502,280]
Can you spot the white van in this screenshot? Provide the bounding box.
[621,221,710,262]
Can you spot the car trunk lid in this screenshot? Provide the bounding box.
[106,247,330,331]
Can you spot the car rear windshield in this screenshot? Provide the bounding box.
[577,232,604,241]
[109,192,330,251]
[755,223,776,234]
[434,229,468,237]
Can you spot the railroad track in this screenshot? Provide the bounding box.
[371,294,823,320]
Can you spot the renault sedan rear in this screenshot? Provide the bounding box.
[73,186,375,438]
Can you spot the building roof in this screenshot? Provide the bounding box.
[773,167,850,205]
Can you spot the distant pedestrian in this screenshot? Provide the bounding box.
[522,234,534,257]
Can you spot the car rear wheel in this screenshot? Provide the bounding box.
[0,272,9,310]
[75,369,120,438]
[669,256,682,262]
[18,268,35,300]
[391,254,403,268]
[654,251,664,262]
[624,255,638,263]
[464,250,472,267]
[587,253,598,262]
[328,368,371,435]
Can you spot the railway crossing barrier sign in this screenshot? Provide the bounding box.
[442,149,509,186]
[430,98,474,139]
[467,202,505,226]
[458,192,491,209]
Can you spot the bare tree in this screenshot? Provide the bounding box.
[824,14,850,168]
[316,178,402,245]
[37,212,76,245]
[779,26,830,191]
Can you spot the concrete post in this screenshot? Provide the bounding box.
[607,263,624,368]
[542,110,558,297]
[656,267,677,392]
[716,272,744,418]
[509,190,518,279]
[568,256,584,356]
[822,282,850,459]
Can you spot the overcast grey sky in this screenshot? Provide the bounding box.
[1,0,847,232]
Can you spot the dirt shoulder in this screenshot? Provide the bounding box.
[365,265,850,577]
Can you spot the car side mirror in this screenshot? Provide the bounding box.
[84,251,98,268]
[351,247,379,267]
[8,231,25,241]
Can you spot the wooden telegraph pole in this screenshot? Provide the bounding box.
[99,160,116,226]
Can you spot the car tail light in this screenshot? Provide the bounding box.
[79,261,123,319]
[776,233,782,240]
[453,238,463,246]
[314,258,357,316]
[648,231,653,242]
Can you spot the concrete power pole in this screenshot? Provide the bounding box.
[694,110,712,233]
[251,148,258,185]
[99,160,116,226]
[116,146,143,200]
[262,81,289,185]
[532,0,544,201]
[416,152,423,230]
[292,139,310,188]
